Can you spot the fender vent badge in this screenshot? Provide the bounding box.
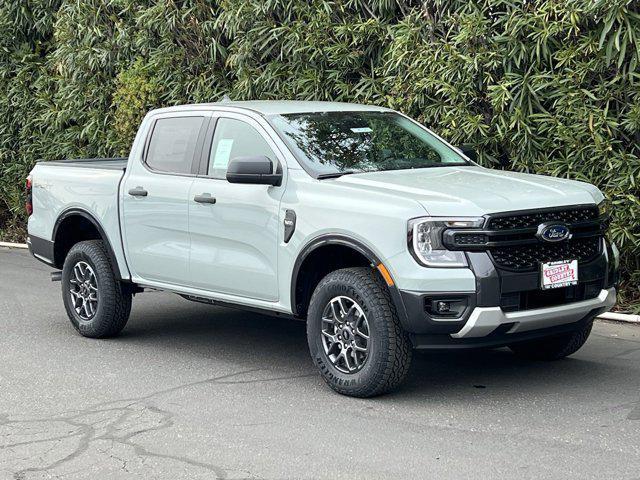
[284,210,296,243]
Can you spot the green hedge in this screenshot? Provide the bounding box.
[1,0,638,310]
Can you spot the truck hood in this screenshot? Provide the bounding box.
[335,166,603,217]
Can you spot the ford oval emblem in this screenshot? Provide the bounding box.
[537,223,571,243]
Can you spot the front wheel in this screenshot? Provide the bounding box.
[508,320,594,360]
[62,240,132,338]
[307,267,412,397]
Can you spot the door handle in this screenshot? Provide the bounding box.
[194,193,216,204]
[128,186,148,197]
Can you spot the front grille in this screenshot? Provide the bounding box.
[487,206,598,231]
[491,236,601,271]
[442,205,606,273]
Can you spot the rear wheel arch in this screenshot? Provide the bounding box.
[290,235,407,321]
[53,209,123,280]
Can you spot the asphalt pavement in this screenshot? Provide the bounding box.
[1,248,639,479]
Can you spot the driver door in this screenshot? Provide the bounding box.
[187,112,286,301]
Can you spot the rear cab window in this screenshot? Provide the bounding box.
[145,116,205,174]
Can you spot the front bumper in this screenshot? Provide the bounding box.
[392,242,618,348]
[452,287,615,339]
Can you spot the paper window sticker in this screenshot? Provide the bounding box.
[212,139,234,169]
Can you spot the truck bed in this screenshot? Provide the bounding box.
[42,157,128,170]
[27,157,130,276]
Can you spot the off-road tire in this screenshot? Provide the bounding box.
[508,320,594,360]
[307,267,412,397]
[62,240,132,338]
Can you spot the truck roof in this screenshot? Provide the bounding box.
[149,100,392,116]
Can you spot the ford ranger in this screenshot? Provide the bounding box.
[26,101,619,397]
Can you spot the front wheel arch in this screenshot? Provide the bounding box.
[290,234,408,323]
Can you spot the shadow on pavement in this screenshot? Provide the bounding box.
[106,292,628,401]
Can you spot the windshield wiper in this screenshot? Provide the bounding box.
[316,171,358,180]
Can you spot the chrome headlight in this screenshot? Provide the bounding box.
[597,199,611,218]
[409,217,484,267]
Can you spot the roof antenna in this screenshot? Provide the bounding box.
[220,94,231,103]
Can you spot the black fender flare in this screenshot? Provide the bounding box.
[290,234,409,323]
[53,208,125,281]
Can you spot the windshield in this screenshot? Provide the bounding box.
[269,111,469,176]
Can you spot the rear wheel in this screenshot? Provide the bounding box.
[62,240,132,338]
[307,267,412,397]
[509,320,594,360]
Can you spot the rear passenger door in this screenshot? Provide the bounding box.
[187,112,285,301]
[122,112,209,286]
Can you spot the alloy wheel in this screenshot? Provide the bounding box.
[320,296,370,373]
[69,261,98,320]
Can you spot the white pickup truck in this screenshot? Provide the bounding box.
[26,101,618,397]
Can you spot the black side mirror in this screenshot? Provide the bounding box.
[226,155,282,186]
[458,145,477,162]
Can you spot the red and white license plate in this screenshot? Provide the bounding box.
[541,259,578,290]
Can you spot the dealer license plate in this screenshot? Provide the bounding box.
[540,260,578,290]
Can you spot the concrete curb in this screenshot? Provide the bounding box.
[0,241,28,249]
[598,312,640,324]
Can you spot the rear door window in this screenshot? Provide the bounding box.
[146,116,205,174]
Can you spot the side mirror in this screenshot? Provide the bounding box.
[458,145,477,162]
[226,155,282,186]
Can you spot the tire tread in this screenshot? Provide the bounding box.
[62,240,131,338]
[308,267,412,397]
[509,320,593,360]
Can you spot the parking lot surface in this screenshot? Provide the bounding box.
[1,248,639,479]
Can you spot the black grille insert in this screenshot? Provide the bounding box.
[453,233,488,245]
[487,206,598,231]
[491,236,601,272]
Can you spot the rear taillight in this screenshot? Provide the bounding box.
[26,175,33,216]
